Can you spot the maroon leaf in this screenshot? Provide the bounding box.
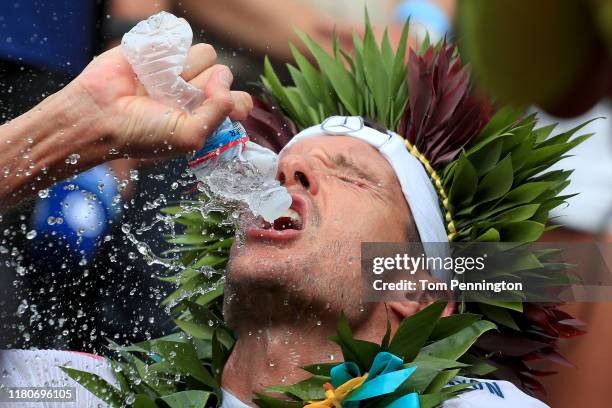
[242,97,297,153]
[398,42,491,169]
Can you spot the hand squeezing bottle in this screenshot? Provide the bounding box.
[121,11,291,221]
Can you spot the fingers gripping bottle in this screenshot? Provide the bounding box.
[122,12,291,221]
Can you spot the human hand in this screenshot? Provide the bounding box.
[69,43,253,159]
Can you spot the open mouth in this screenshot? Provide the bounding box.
[264,208,302,231]
[246,193,306,241]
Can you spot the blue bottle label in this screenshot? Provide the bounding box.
[188,119,249,168]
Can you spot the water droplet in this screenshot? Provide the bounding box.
[37,189,49,198]
[25,230,37,239]
[125,393,136,404]
[65,153,80,165]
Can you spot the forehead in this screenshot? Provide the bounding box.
[281,135,394,176]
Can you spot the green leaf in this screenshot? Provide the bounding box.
[479,304,520,331]
[262,57,301,124]
[194,284,225,307]
[491,204,540,224]
[212,330,231,381]
[403,356,468,392]
[524,134,591,169]
[192,254,227,268]
[134,394,157,408]
[449,154,478,206]
[189,301,223,327]
[301,363,337,377]
[501,116,537,154]
[477,300,523,312]
[149,341,216,387]
[391,18,411,93]
[418,31,431,55]
[160,390,210,408]
[537,118,598,148]
[60,367,124,408]
[475,228,500,242]
[296,31,358,115]
[504,182,556,203]
[430,313,482,340]
[419,320,497,361]
[161,273,213,307]
[475,155,513,203]
[330,312,380,371]
[477,106,522,141]
[419,391,461,408]
[468,139,503,177]
[381,29,394,68]
[253,393,304,408]
[497,221,545,242]
[286,65,318,109]
[265,375,328,401]
[459,355,497,376]
[174,319,214,340]
[532,123,558,144]
[426,368,460,393]
[381,315,392,350]
[363,21,391,123]
[388,301,447,361]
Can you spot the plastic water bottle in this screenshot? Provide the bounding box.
[121,11,204,111]
[187,118,291,221]
[121,12,291,222]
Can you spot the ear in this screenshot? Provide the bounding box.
[388,300,455,320]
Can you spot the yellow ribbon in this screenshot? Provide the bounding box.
[404,139,457,241]
[304,373,369,408]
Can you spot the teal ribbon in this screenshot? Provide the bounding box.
[329,352,420,407]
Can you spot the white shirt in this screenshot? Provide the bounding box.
[0,349,118,408]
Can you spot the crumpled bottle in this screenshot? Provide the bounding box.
[121,11,290,221]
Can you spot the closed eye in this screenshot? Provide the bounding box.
[336,174,367,188]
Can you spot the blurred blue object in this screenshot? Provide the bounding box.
[395,0,451,42]
[0,1,96,75]
[30,164,121,265]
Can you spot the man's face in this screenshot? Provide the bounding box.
[226,135,413,320]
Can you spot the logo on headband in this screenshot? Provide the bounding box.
[321,116,364,134]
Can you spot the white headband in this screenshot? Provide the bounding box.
[280,116,450,280]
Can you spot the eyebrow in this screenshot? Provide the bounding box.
[331,153,379,184]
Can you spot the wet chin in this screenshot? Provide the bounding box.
[227,247,309,287]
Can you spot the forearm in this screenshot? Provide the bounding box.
[0,83,111,210]
[180,0,321,61]
[110,0,171,17]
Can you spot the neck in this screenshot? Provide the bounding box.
[221,303,391,406]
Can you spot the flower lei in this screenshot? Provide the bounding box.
[64,298,495,408]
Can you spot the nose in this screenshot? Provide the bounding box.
[277,154,318,194]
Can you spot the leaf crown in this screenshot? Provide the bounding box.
[255,14,592,245]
